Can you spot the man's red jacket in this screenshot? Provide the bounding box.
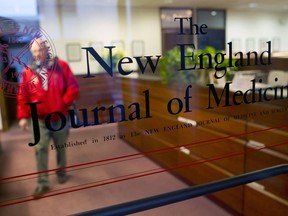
[17,58,79,121]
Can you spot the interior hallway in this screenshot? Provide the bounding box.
[0,122,233,216]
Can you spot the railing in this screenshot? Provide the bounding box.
[72,164,288,216]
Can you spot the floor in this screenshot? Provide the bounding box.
[0,122,232,216]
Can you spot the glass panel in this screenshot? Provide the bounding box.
[0,0,287,215]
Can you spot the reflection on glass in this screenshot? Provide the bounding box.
[0,1,287,215]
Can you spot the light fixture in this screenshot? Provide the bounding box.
[211,11,217,16]
[249,2,258,8]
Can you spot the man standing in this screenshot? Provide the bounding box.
[17,38,79,198]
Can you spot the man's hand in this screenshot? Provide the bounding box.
[19,119,28,130]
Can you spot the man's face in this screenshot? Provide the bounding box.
[30,39,47,65]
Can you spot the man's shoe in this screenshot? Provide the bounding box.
[32,186,50,199]
[58,175,68,184]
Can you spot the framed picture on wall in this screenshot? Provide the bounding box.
[272,37,280,52]
[246,38,255,52]
[259,38,269,51]
[89,41,103,60]
[132,40,144,56]
[66,43,82,62]
[231,38,241,53]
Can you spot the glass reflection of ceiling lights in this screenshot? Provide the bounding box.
[211,11,217,16]
[248,2,258,8]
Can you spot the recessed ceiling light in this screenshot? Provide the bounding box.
[249,3,258,8]
[164,0,173,4]
[211,11,217,16]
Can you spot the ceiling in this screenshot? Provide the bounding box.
[59,0,288,12]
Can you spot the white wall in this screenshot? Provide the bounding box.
[38,1,161,75]
[38,2,288,75]
[226,10,288,53]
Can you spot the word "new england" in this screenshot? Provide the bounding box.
[82,46,161,77]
